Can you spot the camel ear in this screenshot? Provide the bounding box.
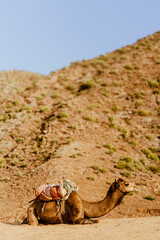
[115,178,119,183]
[115,178,122,185]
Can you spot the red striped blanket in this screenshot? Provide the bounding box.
[35,184,67,201]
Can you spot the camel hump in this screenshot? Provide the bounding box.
[35,184,67,201]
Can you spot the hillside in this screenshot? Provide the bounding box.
[0,31,160,223]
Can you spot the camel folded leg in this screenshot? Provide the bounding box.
[27,202,39,226]
[66,192,99,225]
[75,218,99,224]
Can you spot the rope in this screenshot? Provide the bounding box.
[123,172,141,219]
[62,177,79,199]
[55,177,79,223]
[123,193,135,218]
[56,200,64,223]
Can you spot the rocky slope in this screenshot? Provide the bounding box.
[0,31,160,223]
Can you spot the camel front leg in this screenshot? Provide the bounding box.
[27,202,39,226]
[67,193,98,224]
[70,204,98,224]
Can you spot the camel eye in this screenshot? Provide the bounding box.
[125,183,129,186]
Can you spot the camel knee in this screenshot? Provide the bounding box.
[70,204,84,223]
[27,205,39,226]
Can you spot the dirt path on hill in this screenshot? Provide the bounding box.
[0,217,160,240]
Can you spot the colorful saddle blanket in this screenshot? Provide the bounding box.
[35,184,67,201]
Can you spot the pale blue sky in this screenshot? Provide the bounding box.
[0,0,160,75]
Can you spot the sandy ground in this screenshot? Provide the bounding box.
[0,217,160,240]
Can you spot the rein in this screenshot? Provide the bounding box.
[123,193,135,218]
[123,173,140,218]
[55,199,64,223]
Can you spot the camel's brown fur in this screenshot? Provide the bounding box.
[27,178,135,225]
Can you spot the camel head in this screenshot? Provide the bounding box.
[108,178,135,195]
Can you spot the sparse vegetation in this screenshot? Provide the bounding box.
[120,171,132,178]
[21,105,31,112]
[100,168,107,173]
[103,143,116,152]
[108,115,117,128]
[130,130,135,138]
[148,164,160,173]
[106,181,112,185]
[51,91,60,98]
[108,115,114,124]
[135,100,144,107]
[109,70,117,75]
[88,104,96,110]
[149,147,159,153]
[12,100,19,106]
[3,177,11,182]
[66,85,75,91]
[78,108,84,113]
[17,171,23,178]
[113,81,123,87]
[138,109,150,116]
[134,92,145,99]
[57,112,68,120]
[16,138,24,144]
[142,148,159,162]
[112,104,120,112]
[124,65,134,70]
[70,154,76,158]
[125,118,131,125]
[118,126,127,139]
[140,158,146,166]
[139,181,147,186]
[0,158,4,168]
[54,153,61,158]
[78,80,96,92]
[36,95,43,100]
[83,116,96,122]
[92,165,107,174]
[92,165,100,171]
[115,157,140,171]
[87,176,96,181]
[148,80,159,88]
[102,89,110,97]
[20,162,28,168]
[68,125,76,130]
[144,195,155,200]
[39,106,49,113]
[117,48,126,54]
[129,140,137,146]
[11,159,19,166]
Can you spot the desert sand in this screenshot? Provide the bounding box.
[1,217,160,240]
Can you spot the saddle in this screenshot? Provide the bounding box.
[35,184,67,201]
[35,178,79,202]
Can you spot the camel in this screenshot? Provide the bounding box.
[27,178,135,225]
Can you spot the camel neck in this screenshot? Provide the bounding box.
[83,189,124,218]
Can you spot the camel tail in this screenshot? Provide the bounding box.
[28,198,36,203]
